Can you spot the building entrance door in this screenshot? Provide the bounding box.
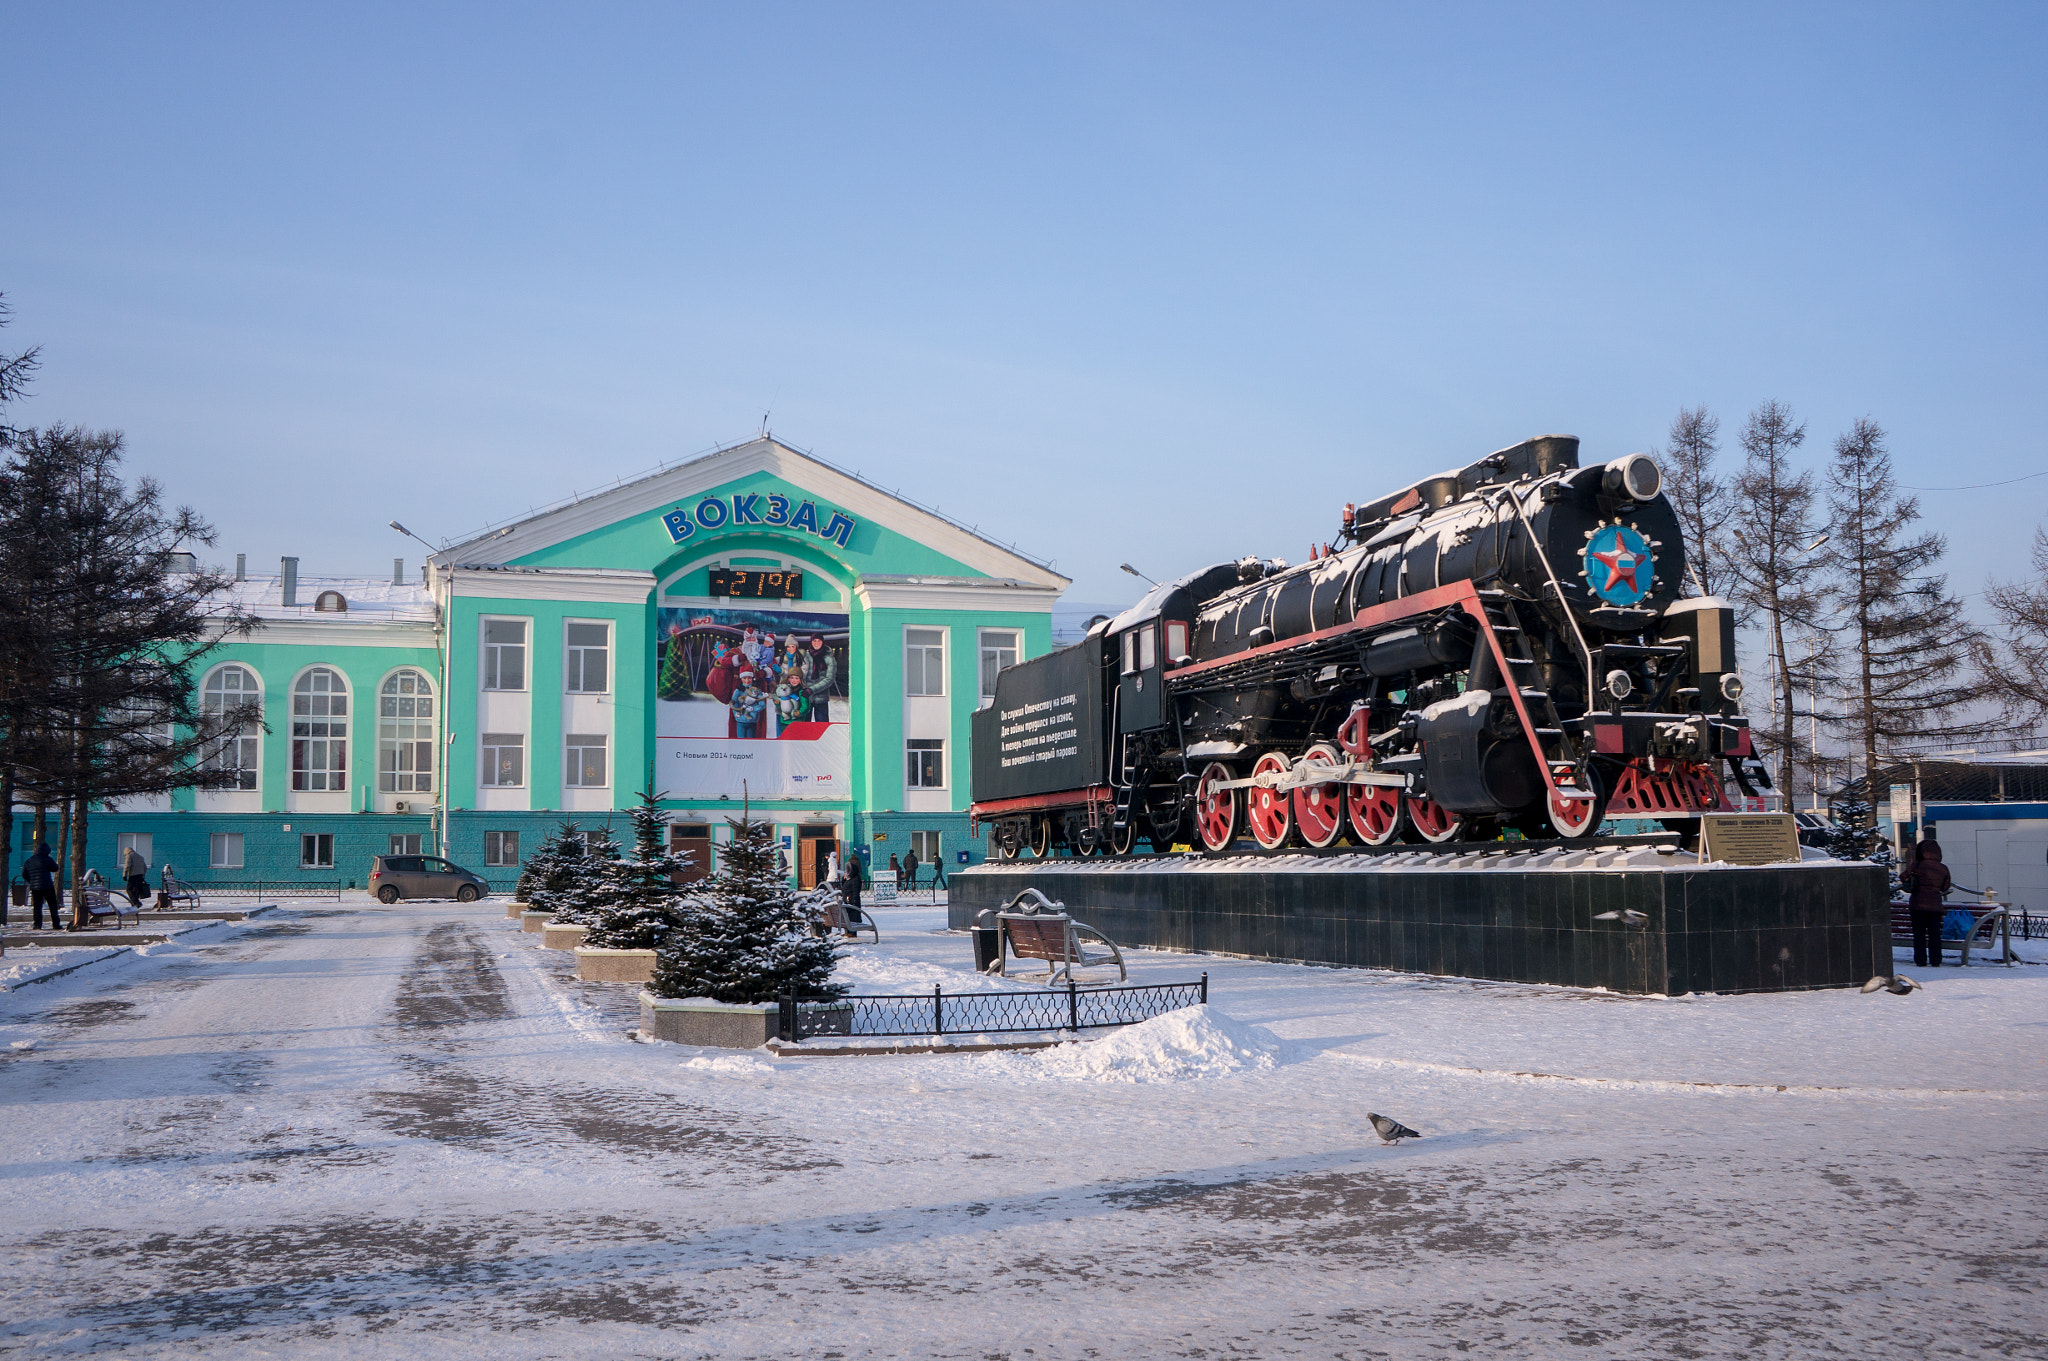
[798,826,837,889]
[671,824,711,885]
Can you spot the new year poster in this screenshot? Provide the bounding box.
[654,607,852,798]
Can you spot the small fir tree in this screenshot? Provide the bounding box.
[651,813,843,1004]
[516,821,585,906]
[1663,404,1731,597]
[546,823,623,926]
[583,782,699,950]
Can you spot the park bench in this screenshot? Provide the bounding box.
[994,889,1126,984]
[1889,900,2016,966]
[156,873,203,911]
[79,884,139,930]
[804,886,878,944]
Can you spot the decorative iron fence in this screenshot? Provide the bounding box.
[778,974,1208,1042]
[164,879,345,901]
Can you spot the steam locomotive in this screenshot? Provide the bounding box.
[969,434,1759,856]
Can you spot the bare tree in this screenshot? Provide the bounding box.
[1662,404,1729,596]
[1725,400,1824,796]
[1977,527,2048,730]
[1824,418,1989,840]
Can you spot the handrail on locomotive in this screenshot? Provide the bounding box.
[970,434,1761,857]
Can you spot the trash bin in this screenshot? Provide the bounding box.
[9,882,24,907]
[971,909,1001,973]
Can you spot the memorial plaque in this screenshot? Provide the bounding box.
[1699,813,1801,865]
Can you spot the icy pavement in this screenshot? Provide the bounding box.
[0,895,2043,1358]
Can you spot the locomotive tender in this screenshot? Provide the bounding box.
[969,434,1758,857]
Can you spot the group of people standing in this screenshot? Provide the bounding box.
[883,848,945,891]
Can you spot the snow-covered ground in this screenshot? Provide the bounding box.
[1,893,2042,1358]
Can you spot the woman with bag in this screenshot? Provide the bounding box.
[1900,837,1952,968]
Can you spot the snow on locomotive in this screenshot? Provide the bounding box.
[970,434,1758,856]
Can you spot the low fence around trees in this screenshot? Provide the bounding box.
[777,974,1209,1042]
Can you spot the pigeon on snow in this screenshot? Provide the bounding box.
[1367,1112,1422,1145]
[1861,974,1920,996]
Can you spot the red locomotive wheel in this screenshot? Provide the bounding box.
[1195,762,1239,852]
[1248,751,1295,851]
[1294,743,1346,849]
[1547,767,1607,839]
[1404,795,1467,845]
[1347,781,1403,847]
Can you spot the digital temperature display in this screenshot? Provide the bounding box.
[708,568,804,599]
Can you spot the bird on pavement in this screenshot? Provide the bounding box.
[1861,974,1920,995]
[1367,1112,1422,1145]
[1594,909,1649,926]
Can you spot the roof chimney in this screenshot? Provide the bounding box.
[393,557,405,586]
[235,553,246,581]
[280,556,299,608]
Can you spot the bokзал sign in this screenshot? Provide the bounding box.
[662,494,856,549]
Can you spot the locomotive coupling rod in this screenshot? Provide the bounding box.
[1208,761,1408,795]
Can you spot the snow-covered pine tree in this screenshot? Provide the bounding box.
[546,823,623,926]
[582,781,698,950]
[517,821,586,907]
[650,812,843,1004]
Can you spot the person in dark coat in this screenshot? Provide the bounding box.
[841,849,867,927]
[1901,837,1952,968]
[120,844,150,910]
[22,841,60,931]
[887,852,901,890]
[903,847,921,891]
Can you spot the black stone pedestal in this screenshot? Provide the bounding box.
[949,855,1890,995]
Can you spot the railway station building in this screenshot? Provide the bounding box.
[58,439,1066,890]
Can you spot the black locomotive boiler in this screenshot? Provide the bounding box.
[970,434,1759,857]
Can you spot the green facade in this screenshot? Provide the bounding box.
[67,440,1066,893]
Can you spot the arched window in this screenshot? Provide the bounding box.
[291,668,348,792]
[379,669,435,793]
[201,665,261,791]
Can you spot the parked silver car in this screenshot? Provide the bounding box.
[369,854,489,903]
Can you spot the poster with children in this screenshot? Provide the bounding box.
[654,607,852,798]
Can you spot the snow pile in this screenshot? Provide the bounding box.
[1025,1005,1286,1083]
[678,1054,776,1077]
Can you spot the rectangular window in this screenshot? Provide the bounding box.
[1121,630,1137,676]
[911,830,942,864]
[484,619,527,691]
[1164,619,1189,665]
[116,832,152,869]
[565,622,610,694]
[1139,624,1156,671]
[906,738,945,789]
[905,627,946,696]
[484,830,520,867]
[209,832,243,870]
[481,733,525,787]
[979,629,1021,700]
[300,833,334,869]
[389,833,423,856]
[564,734,608,787]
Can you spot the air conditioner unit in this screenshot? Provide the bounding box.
[394,801,409,814]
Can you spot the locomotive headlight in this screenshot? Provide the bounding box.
[1720,673,1746,702]
[1602,453,1662,502]
[1605,669,1634,700]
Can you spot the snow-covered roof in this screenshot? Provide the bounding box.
[220,575,438,625]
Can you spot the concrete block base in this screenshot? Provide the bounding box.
[519,912,553,934]
[574,947,657,984]
[506,902,529,919]
[541,923,589,952]
[638,992,778,1048]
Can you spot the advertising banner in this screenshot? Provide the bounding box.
[655,606,852,799]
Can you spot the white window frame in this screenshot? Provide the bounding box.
[484,830,520,867]
[209,832,244,870]
[564,620,611,695]
[389,833,424,856]
[300,833,334,869]
[906,737,945,789]
[564,733,608,788]
[483,618,528,691]
[290,667,349,793]
[480,732,526,787]
[378,669,436,793]
[905,627,946,696]
[978,628,1021,701]
[202,664,262,791]
[910,830,942,864]
[116,832,152,870]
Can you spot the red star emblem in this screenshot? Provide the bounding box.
[1590,542,1642,594]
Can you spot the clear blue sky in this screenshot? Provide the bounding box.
[4,3,2043,611]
